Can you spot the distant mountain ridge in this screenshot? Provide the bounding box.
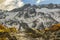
[0,3,60,30]
[9,3,60,12]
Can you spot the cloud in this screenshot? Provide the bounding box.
[0,0,24,11]
[36,0,45,4]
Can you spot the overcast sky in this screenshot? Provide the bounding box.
[0,0,60,11]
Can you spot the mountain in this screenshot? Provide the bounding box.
[10,3,60,12]
[40,3,60,9]
[10,4,31,12]
[0,4,60,31]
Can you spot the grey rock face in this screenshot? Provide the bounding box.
[0,7,60,30]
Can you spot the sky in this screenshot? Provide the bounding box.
[0,0,60,11]
[22,0,60,4]
[0,0,24,11]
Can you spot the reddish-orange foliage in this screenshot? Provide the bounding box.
[49,24,60,31]
[0,24,6,29]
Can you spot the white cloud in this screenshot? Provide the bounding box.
[0,0,24,11]
[36,0,45,4]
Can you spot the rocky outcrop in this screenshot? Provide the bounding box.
[0,4,60,31]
